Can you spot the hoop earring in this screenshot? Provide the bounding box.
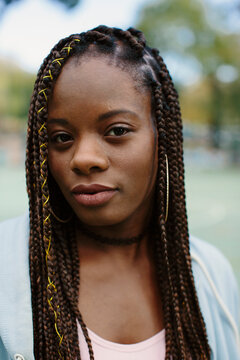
[165,154,169,223]
[50,208,73,223]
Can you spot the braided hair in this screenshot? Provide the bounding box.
[26,25,211,359]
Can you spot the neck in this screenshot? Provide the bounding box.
[78,222,148,246]
[75,202,155,263]
[75,217,154,263]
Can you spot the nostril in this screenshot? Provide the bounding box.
[72,164,107,176]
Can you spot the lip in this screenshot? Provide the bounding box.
[72,184,115,194]
[71,184,117,207]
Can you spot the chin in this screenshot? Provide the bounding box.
[73,207,127,228]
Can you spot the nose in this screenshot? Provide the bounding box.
[70,136,109,175]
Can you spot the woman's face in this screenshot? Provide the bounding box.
[47,57,158,229]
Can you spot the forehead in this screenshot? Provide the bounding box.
[50,57,150,110]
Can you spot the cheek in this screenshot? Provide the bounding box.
[114,130,157,189]
[48,151,68,187]
[48,152,58,178]
[133,129,157,191]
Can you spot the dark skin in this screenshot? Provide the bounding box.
[47,57,164,344]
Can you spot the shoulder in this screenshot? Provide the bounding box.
[0,213,29,240]
[190,235,240,359]
[0,214,34,360]
[190,235,239,310]
[190,235,237,292]
[0,213,29,269]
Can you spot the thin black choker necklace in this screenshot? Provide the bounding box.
[78,225,147,246]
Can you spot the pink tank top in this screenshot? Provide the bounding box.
[77,322,166,360]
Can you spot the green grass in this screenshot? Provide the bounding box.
[185,166,240,290]
[0,165,28,220]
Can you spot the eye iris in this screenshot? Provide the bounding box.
[114,127,125,136]
[58,134,70,142]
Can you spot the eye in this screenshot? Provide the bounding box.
[51,133,73,144]
[106,126,130,137]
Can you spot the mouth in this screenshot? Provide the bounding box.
[71,184,118,207]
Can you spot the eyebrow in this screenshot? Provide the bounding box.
[47,109,137,125]
[48,118,68,125]
[97,109,137,122]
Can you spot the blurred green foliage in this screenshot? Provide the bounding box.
[0,0,80,10]
[137,0,240,147]
[0,60,34,128]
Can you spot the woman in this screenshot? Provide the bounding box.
[0,26,239,360]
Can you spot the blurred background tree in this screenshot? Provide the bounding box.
[0,0,81,18]
[137,0,240,152]
[0,59,34,129]
[1,0,79,7]
[0,0,81,128]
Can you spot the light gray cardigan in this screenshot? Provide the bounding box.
[0,214,239,360]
